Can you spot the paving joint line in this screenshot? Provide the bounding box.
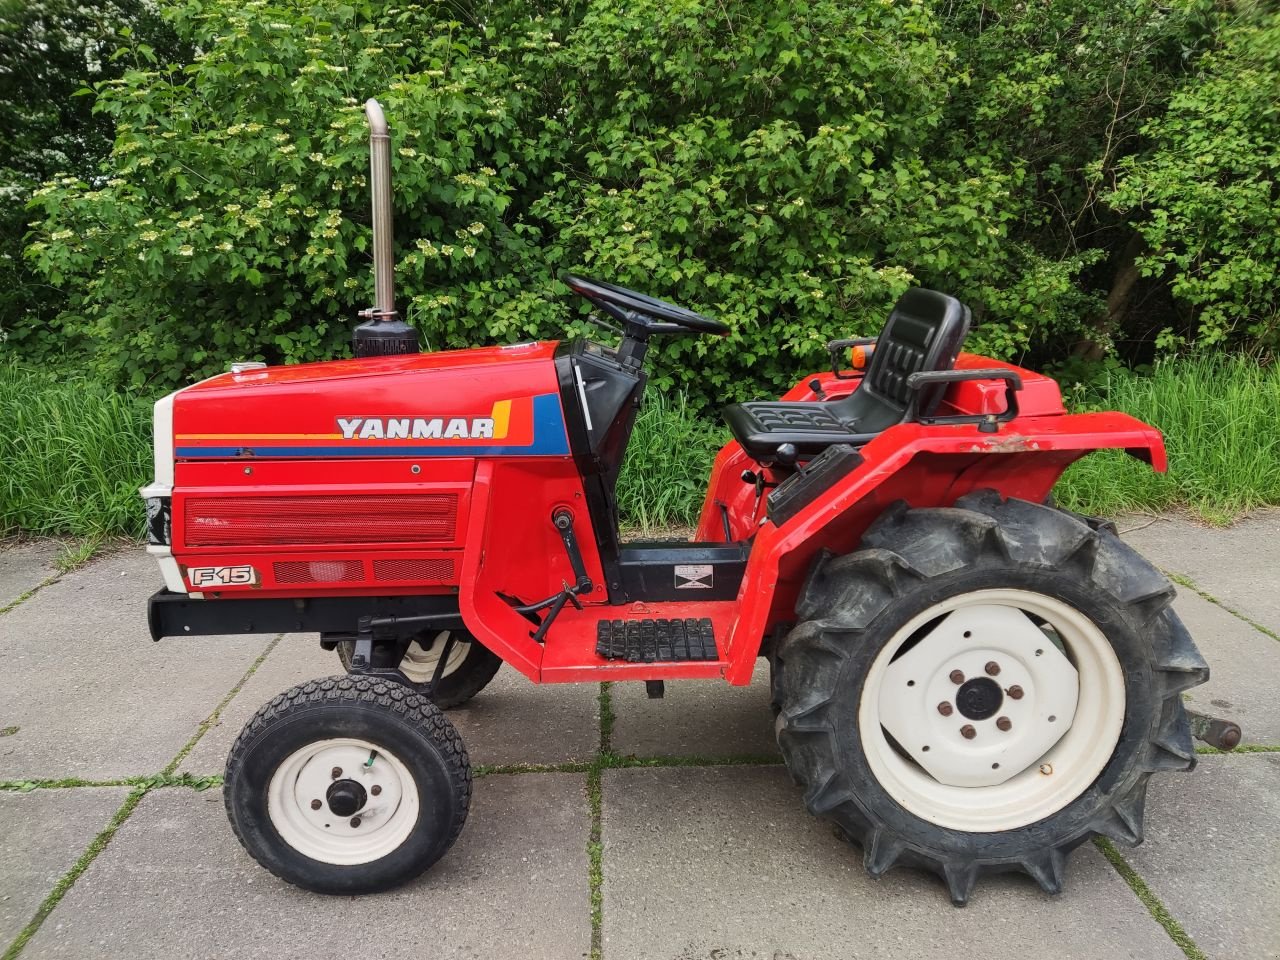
[0,537,111,617]
[1165,569,1280,643]
[0,634,282,958]
[1094,837,1206,960]
[1,787,146,960]
[1196,743,1280,755]
[588,681,613,960]
[162,634,283,775]
[0,773,224,793]
[0,574,62,616]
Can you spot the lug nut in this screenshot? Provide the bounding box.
[350,816,362,828]
[984,661,1001,676]
[937,701,954,717]
[370,785,382,796]
[996,716,1012,731]
[310,799,322,810]
[331,767,342,779]
[1008,685,1024,700]
[949,670,965,684]
[960,724,976,740]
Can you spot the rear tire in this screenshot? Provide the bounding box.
[773,490,1208,905]
[337,629,501,709]
[225,676,471,894]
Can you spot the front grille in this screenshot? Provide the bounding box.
[273,560,364,584]
[372,558,455,582]
[184,494,458,547]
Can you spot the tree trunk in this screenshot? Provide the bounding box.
[1072,231,1146,361]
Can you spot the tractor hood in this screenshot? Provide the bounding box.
[151,341,570,483]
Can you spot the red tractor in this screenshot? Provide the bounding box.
[142,101,1213,905]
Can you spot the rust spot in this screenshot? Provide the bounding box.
[968,435,1042,454]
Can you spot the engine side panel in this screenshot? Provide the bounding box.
[162,341,586,599]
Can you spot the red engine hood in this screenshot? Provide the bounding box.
[171,341,571,460]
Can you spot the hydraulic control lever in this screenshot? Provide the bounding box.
[513,510,596,644]
[553,508,594,595]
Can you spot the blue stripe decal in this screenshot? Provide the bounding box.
[177,392,569,459]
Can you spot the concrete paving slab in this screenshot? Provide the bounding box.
[176,636,336,775]
[1129,754,1280,960]
[444,669,600,767]
[0,787,129,949]
[1122,511,1280,634]
[611,660,779,759]
[603,765,1185,960]
[178,639,601,774]
[0,539,61,610]
[0,551,269,780]
[25,774,590,960]
[1171,590,1280,744]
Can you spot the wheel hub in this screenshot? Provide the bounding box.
[877,603,1081,788]
[955,677,1003,720]
[326,779,367,817]
[267,739,416,865]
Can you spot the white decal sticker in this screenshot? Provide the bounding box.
[674,564,714,590]
[188,565,259,588]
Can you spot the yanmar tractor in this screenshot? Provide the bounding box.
[142,101,1217,905]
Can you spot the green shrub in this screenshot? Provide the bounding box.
[1109,9,1280,351]
[21,0,1121,402]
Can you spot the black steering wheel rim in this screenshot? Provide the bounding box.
[563,273,729,336]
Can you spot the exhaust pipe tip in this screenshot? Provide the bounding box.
[353,97,420,358]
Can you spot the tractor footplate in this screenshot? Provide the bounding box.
[595,618,718,663]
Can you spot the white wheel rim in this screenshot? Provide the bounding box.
[267,738,419,864]
[398,631,469,685]
[859,588,1125,832]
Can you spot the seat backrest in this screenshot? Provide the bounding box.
[859,287,970,417]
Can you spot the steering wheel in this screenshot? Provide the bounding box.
[563,273,729,337]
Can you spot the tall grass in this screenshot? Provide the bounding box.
[615,391,728,532]
[1,357,1276,541]
[1054,356,1280,523]
[0,363,151,539]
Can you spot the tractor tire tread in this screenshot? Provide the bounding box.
[224,675,471,893]
[774,491,1208,906]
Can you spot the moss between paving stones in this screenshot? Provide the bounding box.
[1094,838,1207,960]
[0,634,281,957]
[1165,570,1280,644]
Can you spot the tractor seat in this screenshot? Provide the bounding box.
[722,287,971,464]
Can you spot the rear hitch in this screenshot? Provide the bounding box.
[1186,708,1242,751]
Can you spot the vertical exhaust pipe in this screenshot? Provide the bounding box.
[353,98,419,358]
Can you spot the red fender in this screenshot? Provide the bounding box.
[718,412,1165,684]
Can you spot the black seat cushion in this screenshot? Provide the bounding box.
[723,287,970,463]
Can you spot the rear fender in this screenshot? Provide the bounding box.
[721,412,1165,683]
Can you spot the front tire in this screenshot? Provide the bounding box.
[225,676,471,894]
[773,491,1208,905]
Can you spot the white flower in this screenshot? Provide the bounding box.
[178,245,194,256]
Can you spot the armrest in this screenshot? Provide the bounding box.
[906,368,1023,431]
[827,337,877,380]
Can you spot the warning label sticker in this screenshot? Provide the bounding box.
[674,564,714,590]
